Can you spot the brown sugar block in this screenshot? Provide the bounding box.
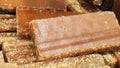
[0,33,17,46]
[2,40,36,64]
[30,11,120,61]
[0,63,18,68]
[17,7,79,38]
[0,0,66,12]
[66,0,100,13]
[103,54,117,68]
[19,54,110,68]
[0,51,4,63]
[0,14,16,32]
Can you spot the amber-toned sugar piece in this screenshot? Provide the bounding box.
[19,54,110,68]
[0,33,17,46]
[0,14,16,32]
[17,7,79,38]
[2,40,36,64]
[0,63,18,68]
[66,0,100,13]
[0,51,4,63]
[0,0,66,12]
[103,54,117,68]
[30,11,120,61]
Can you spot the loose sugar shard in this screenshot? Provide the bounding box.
[17,7,79,39]
[0,14,16,32]
[30,11,120,61]
[2,40,36,64]
[19,54,110,68]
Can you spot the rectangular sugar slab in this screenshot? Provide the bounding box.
[0,14,16,32]
[17,7,79,38]
[30,11,120,61]
[0,0,66,11]
[2,40,36,64]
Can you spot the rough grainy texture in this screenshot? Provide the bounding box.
[0,33,17,46]
[112,0,120,23]
[103,54,117,68]
[0,63,18,68]
[114,52,120,68]
[0,14,16,32]
[17,7,79,39]
[30,11,120,61]
[0,51,4,63]
[2,40,36,64]
[65,0,100,13]
[0,0,66,11]
[19,54,110,68]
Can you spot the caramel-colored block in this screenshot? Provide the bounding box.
[2,40,36,64]
[0,51,4,63]
[0,0,66,11]
[66,0,100,13]
[30,11,120,61]
[17,7,79,38]
[19,54,110,68]
[103,54,117,68]
[0,33,17,46]
[0,14,16,32]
